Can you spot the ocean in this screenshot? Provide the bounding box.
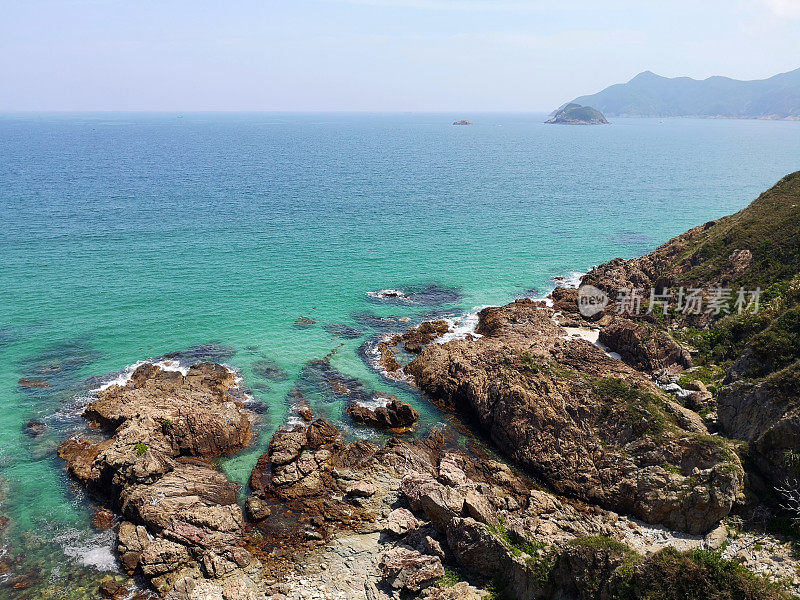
[0,112,798,597]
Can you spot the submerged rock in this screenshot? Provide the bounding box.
[324,323,363,339]
[98,576,129,600]
[23,419,47,437]
[162,343,236,364]
[18,378,50,389]
[367,284,462,306]
[251,358,289,381]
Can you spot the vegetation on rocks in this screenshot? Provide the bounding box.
[614,547,794,600]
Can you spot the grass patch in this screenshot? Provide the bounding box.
[594,377,676,437]
[488,519,547,557]
[437,568,462,588]
[677,364,725,389]
[570,535,634,554]
[134,441,148,457]
[488,519,556,584]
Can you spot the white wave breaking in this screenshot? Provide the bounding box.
[366,288,407,300]
[433,307,488,344]
[97,358,192,392]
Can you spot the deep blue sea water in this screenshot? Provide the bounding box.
[0,112,799,597]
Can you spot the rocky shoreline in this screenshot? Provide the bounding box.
[51,174,800,599]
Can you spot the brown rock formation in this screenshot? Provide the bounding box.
[57,362,261,599]
[599,316,692,374]
[346,397,420,430]
[406,300,743,534]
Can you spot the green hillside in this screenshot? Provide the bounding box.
[565,68,800,119]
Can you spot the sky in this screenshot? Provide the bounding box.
[1,0,799,111]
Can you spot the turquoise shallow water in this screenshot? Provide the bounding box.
[0,112,799,596]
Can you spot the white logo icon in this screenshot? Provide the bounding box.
[577,285,609,317]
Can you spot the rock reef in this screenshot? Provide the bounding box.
[58,362,262,599]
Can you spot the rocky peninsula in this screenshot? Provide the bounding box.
[55,173,800,599]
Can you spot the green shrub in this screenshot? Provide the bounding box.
[134,441,148,457]
[614,547,792,600]
[437,569,462,588]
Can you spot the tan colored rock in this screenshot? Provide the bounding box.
[380,547,444,592]
[683,380,708,393]
[438,455,467,487]
[117,521,150,573]
[463,490,497,525]
[386,508,419,535]
[140,538,192,577]
[400,472,465,530]
[345,480,376,498]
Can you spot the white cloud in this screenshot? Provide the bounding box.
[335,0,662,10]
[335,0,544,9]
[759,0,800,17]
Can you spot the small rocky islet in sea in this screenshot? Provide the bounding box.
[545,103,609,125]
[37,172,800,599]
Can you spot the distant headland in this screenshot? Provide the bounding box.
[559,67,800,119]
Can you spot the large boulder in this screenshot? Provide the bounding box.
[718,364,800,487]
[599,317,691,374]
[400,472,465,530]
[346,397,420,430]
[380,547,444,592]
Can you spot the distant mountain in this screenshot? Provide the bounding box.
[560,68,800,119]
[545,103,608,125]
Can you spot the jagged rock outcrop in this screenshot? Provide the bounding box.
[375,320,452,377]
[599,317,692,374]
[245,415,795,600]
[406,300,743,534]
[247,418,383,541]
[347,397,420,430]
[58,362,260,599]
[718,363,800,487]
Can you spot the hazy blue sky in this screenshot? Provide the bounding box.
[1,0,798,111]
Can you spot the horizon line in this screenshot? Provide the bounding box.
[0,109,555,114]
